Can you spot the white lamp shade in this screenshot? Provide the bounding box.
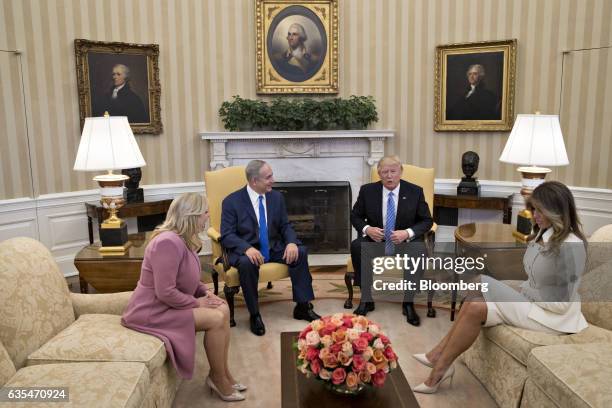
[499,114,569,167]
[74,116,146,172]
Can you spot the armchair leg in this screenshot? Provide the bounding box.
[212,271,219,295]
[344,272,354,309]
[267,281,273,289]
[427,287,436,318]
[223,285,240,327]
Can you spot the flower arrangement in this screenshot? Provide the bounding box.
[296,313,398,394]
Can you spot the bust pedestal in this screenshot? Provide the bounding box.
[457,177,480,195]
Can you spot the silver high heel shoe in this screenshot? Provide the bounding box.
[412,353,434,368]
[412,365,455,394]
[232,383,247,391]
[206,376,245,401]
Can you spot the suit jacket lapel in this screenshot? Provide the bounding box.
[240,187,258,224]
[265,191,274,230]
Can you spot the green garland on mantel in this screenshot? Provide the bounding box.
[218,95,378,132]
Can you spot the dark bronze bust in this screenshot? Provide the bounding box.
[122,167,144,202]
[457,151,481,195]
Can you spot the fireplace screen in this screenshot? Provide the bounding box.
[273,181,351,254]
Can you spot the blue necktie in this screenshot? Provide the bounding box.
[385,192,396,255]
[258,195,270,262]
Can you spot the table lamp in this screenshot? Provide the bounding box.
[499,113,569,240]
[74,113,146,253]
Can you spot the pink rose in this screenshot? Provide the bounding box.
[373,338,385,350]
[299,325,312,339]
[310,358,322,375]
[320,322,338,337]
[306,347,319,361]
[372,369,386,387]
[366,362,377,375]
[379,334,390,345]
[305,330,321,347]
[330,343,342,354]
[331,367,347,385]
[360,332,374,343]
[383,346,397,361]
[352,354,366,372]
[353,337,369,353]
[342,316,354,328]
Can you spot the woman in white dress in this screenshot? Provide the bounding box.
[412,181,589,394]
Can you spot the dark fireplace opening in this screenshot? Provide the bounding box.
[273,181,351,254]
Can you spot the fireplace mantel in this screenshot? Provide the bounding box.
[199,130,394,170]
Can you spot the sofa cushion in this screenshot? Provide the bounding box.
[27,314,166,373]
[0,340,16,386]
[528,343,612,408]
[4,362,149,408]
[579,260,612,331]
[0,238,75,369]
[483,324,612,365]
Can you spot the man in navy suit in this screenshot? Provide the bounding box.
[350,156,433,326]
[220,160,320,336]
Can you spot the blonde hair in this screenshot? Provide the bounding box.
[527,181,587,254]
[377,155,402,171]
[150,192,206,251]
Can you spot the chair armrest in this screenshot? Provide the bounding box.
[70,291,133,319]
[207,227,221,242]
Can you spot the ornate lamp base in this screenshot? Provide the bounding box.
[94,171,131,254]
[513,166,551,241]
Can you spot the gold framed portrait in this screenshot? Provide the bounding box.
[434,39,517,132]
[256,0,339,94]
[74,39,162,134]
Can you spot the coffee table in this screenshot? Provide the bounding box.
[281,332,420,408]
[74,232,217,294]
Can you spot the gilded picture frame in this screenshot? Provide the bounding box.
[256,0,339,94]
[434,39,517,132]
[74,39,162,134]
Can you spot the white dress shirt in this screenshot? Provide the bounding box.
[362,184,414,240]
[246,185,267,224]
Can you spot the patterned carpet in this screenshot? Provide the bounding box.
[213,272,455,310]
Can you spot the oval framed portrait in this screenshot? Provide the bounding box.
[256,0,338,94]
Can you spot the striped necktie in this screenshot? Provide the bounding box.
[385,192,396,255]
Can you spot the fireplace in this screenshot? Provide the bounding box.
[273,181,351,254]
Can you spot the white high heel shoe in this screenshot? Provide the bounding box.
[412,353,434,368]
[412,365,455,394]
[232,383,247,391]
[206,376,245,401]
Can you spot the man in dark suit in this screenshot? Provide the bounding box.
[93,64,149,123]
[220,160,320,336]
[350,156,433,326]
[446,64,500,120]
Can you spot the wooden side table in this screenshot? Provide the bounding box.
[74,232,218,294]
[85,198,173,244]
[451,223,527,320]
[434,192,513,225]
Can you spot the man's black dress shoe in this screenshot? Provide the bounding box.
[293,303,321,321]
[354,302,375,316]
[249,314,266,336]
[403,303,420,326]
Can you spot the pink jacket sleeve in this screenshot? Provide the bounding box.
[149,236,199,309]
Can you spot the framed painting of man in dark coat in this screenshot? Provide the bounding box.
[434,39,517,132]
[75,39,162,134]
[256,0,338,94]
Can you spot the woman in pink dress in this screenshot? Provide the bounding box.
[122,193,246,402]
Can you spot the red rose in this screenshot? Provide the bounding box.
[372,369,386,387]
[379,334,390,345]
[360,332,374,343]
[299,325,313,339]
[310,358,322,375]
[353,337,368,353]
[342,317,354,328]
[330,343,342,354]
[383,346,397,361]
[352,354,366,372]
[331,367,347,385]
[306,347,319,361]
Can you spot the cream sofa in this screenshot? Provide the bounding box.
[462,225,612,408]
[0,237,180,407]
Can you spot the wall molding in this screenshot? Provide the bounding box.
[1,180,611,277]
